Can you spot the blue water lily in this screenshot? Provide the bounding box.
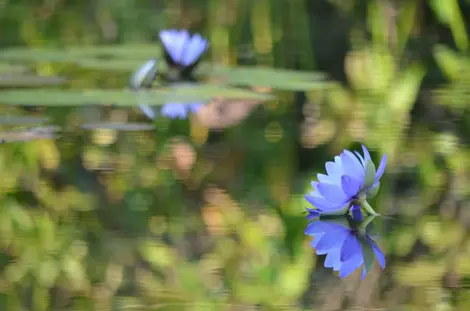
[305,145,386,216]
[159,29,209,67]
[305,213,385,279]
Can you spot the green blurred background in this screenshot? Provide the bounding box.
[1,0,470,310]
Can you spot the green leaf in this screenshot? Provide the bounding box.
[0,116,49,126]
[210,66,326,91]
[429,0,468,51]
[345,48,395,93]
[0,63,28,74]
[433,45,465,80]
[0,75,67,88]
[81,122,154,131]
[168,83,275,100]
[363,160,376,189]
[0,44,162,63]
[397,1,419,55]
[75,59,154,71]
[367,1,387,46]
[360,237,375,275]
[75,59,213,74]
[0,127,58,143]
[386,64,425,113]
[0,85,273,107]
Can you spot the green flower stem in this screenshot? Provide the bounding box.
[359,215,376,231]
[361,200,379,216]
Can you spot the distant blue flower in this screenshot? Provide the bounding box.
[305,214,385,279]
[129,59,160,119]
[160,102,204,119]
[305,145,386,216]
[159,29,209,67]
[129,59,158,90]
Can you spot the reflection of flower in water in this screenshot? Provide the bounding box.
[159,29,209,67]
[305,211,385,279]
[138,102,205,121]
[160,102,204,119]
[128,60,205,120]
[305,145,386,217]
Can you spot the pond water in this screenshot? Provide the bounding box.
[1,2,470,311]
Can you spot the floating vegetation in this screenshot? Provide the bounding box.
[0,44,163,63]
[0,115,50,125]
[0,125,60,143]
[0,86,273,107]
[210,66,327,91]
[0,63,28,74]
[81,122,154,131]
[0,75,67,88]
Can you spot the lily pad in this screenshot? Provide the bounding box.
[81,122,154,131]
[75,59,213,76]
[210,66,327,91]
[166,83,275,100]
[0,75,67,88]
[0,44,162,63]
[75,59,156,72]
[0,115,49,125]
[0,63,28,74]
[0,126,60,143]
[0,85,273,107]
[66,44,161,59]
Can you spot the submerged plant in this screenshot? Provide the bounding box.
[305,145,386,217]
[305,213,385,279]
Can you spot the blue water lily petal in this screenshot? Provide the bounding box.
[324,247,342,271]
[305,208,320,221]
[339,250,363,278]
[315,229,349,254]
[340,233,361,262]
[159,29,209,67]
[341,175,362,197]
